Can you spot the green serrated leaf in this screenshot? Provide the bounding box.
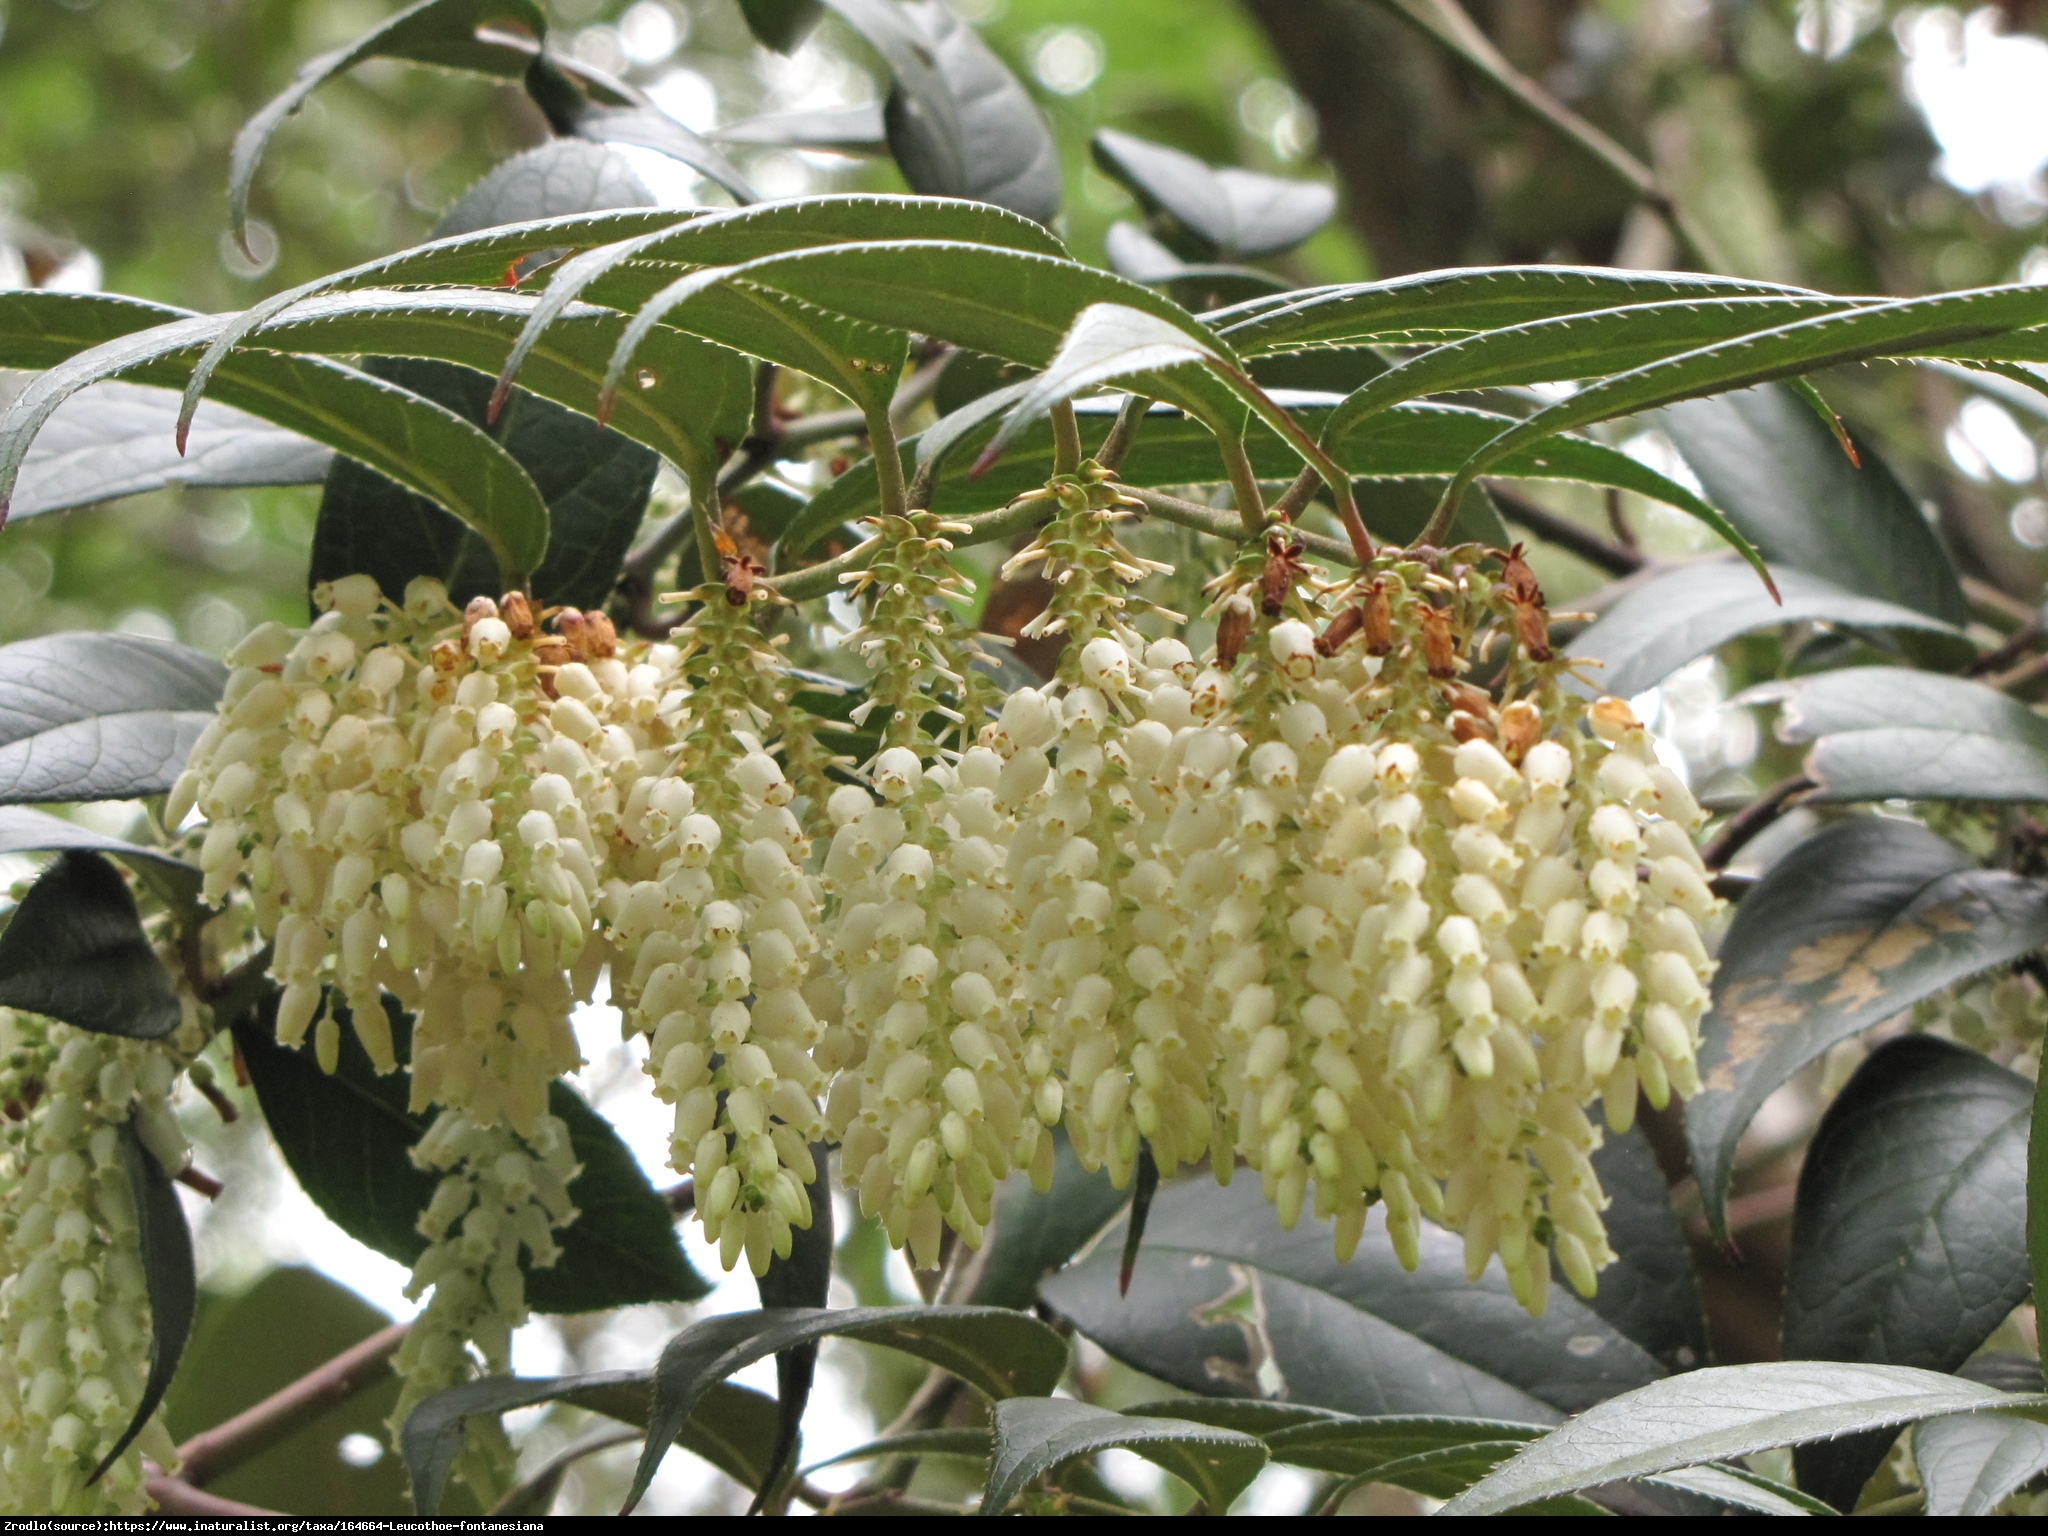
[0,852,181,1039]
[91,1124,198,1484]
[1914,1409,2048,1516]
[1319,296,1852,446]
[309,356,658,613]
[1256,1414,1545,1477]
[235,995,705,1312]
[622,1305,1069,1513]
[1566,562,1961,702]
[984,1397,1269,1515]
[1687,819,2048,1241]
[1660,384,1968,624]
[969,1127,1127,1311]
[1785,1036,2036,1508]
[10,380,330,522]
[0,633,224,805]
[402,1371,778,1514]
[1215,267,1810,354]
[1442,1362,2048,1516]
[1435,283,2048,512]
[229,0,552,251]
[1753,667,2048,802]
[1039,1174,1661,1422]
[986,302,1217,459]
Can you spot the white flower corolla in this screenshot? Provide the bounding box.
[1176,553,1721,1316]
[607,592,828,1278]
[0,1016,184,1515]
[391,1108,578,1496]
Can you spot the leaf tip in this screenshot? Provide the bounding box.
[969,441,1004,480]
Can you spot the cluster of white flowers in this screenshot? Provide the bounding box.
[0,1014,187,1515]
[606,589,830,1278]
[391,1107,579,1494]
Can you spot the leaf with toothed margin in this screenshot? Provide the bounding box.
[89,1125,197,1486]
[620,1306,1069,1513]
[1782,1037,2036,1509]
[402,1370,781,1514]
[1686,819,2048,1243]
[984,1397,1269,1514]
[1442,1362,2048,1517]
[0,851,183,1040]
[0,632,225,806]
[1915,1409,2048,1516]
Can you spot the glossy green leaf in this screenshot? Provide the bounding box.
[0,806,199,894]
[1660,385,1967,623]
[433,138,655,240]
[1216,267,1809,354]
[1687,819,2048,1240]
[1091,128,1334,260]
[1914,1409,2048,1516]
[819,0,965,196]
[1255,1413,1543,1477]
[749,1143,834,1512]
[0,632,224,805]
[1321,297,1853,446]
[487,1426,639,1517]
[1573,1128,1709,1376]
[1565,562,1960,702]
[309,356,658,613]
[622,1305,1069,1513]
[737,0,824,52]
[1442,1362,2048,1516]
[1038,1174,1662,1423]
[969,1127,1126,1311]
[984,1397,1268,1515]
[402,1370,778,1514]
[10,381,330,521]
[520,54,755,206]
[1753,667,2048,802]
[884,3,1060,224]
[1784,1036,2036,1508]
[0,851,182,1039]
[235,995,706,1312]
[229,0,551,251]
[986,302,1215,458]
[0,296,553,587]
[1648,1463,1837,1516]
[91,1124,198,1484]
[1436,284,2048,509]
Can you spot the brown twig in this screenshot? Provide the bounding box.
[1701,775,1815,870]
[1989,650,2048,695]
[1962,574,2038,627]
[1123,486,1356,565]
[1965,619,2043,677]
[822,1490,976,1515]
[174,1166,224,1200]
[175,1323,408,1488]
[1485,482,1647,577]
[1604,486,1638,551]
[1094,394,1150,471]
[144,1478,279,1517]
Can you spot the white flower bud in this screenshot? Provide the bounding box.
[1269,619,1317,680]
[1080,636,1133,691]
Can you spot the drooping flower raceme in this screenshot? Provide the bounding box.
[0,1014,187,1516]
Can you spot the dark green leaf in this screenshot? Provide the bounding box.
[737,0,824,52]
[1442,1361,2047,1516]
[797,1426,992,1477]
[402,1370,778,1514]
[521,54,756,205]
[1124,1398,1345,1436]
[884,3,1060,224]
[1256,1414,1544,1477]
[1688,818,2048,1240]
[1914,1410,2048,1516]
[1438,284,2048,507]
[0,806,200,894]
[969,1127,1127,1310]
[985,302,1217,458]
[11,381,330,521]
[1573,1129,1708,1375]
[623,1305,1069,1512]
[1119,1145,1161,1297]
[819,0,964,205]
[984,1397,1268,1514]
[750,1142,834,1512]
[0,852,181,1039]
[433,138,655,239]
[0,632,225,805]
[487,1426,638,1517]
[1565,562,1961,702]
[91,1124,198,1484]
[229,0,552,250]
[1038,1175,1662,1422]
[236,995,705,1311]
[1785,1036,2035,1508]
[1660,384,1967,623]
[1091,129,1333,260]
[1756,667,2048,802]
[1217,267,1810,354]
[309,356,657,612]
